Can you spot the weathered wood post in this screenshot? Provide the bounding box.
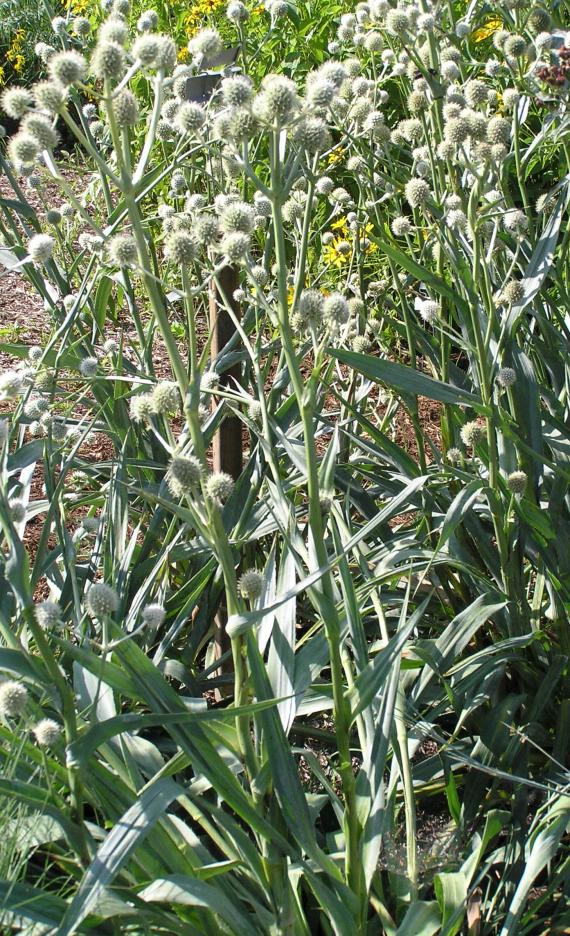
[209,267,242,697]
[183,48,243,696]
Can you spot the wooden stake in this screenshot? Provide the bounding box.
[209,266,242,698]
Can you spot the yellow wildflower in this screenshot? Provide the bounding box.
[331,216,349,236]
[471,16,502,43]
[324,238,351,267]
[327,147,345,167]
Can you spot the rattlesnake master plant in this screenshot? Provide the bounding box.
[0,0,569,932]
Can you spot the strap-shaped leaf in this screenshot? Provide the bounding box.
[331,350,483,409]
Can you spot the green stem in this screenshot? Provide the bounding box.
[270,133,362,905]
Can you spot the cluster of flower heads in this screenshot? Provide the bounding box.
[0,679,61,747]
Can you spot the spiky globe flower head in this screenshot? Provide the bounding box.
[460,419,486,447]
[133,34,160,66]
[464,79,488,108]
[219,201,255,235]
[151,380,180,414]
[2,87,33,119]
[314,60,348,88]
[221,232,250,262]
[24,394,49,419]
[194,214,220,246]
[249,264,268,286]
[99,16,129,44]
[405,178,431,209]
[86,582,119,618]
[507,470,527,494]
[238,569,263,600]
[501,280,524,305]
[28,234,54,265]
[363,30,383,52]
[201,370,220,392]
[253,193,272,217]
[0,370,23,399]
[269,0,289,20]
[184,193,207,213]
[254,74,300,125]
[114,89,139,127]
[51,15,67,34]
[22,114,59,150]
[45,208,62,226]
[528,7,550,32]
[294,117,330,154]
[446,447,462,463]
[487,116,511,146]
[92,40,126,81]
[0,681,28,718]
[227,0,249,20]
[305,78,336,111]
[32,718,62,747]
[441,60,460,82]
[298,289,325,325]
[316,177,335,197]
[49,50,87,86]
[164,231,199,265]
[283,193,306,224]
[221,74,253,106]
[444,116,470,145]
[33,81,67,115]
[175,102,206,135]
[9,134,40,166]
[352,334,371,353]
[28,345,43,363]
[108,235,138,268]
[536,192,556,214]
[104,338,119,359]
[447,209,468,232]
[188,27,223,61]
[78,357,98,380]
[73,15,91,36]
[323,293,349,331]
[142,603,166,629]
[167,454,202,496]
[206,471,234,504]
[157,34,180,70]
[503,34,527,58]
[496,366,516,388]
[465,110,487,141]
[9,499,26,524]
[503,209,528,235]
[35,599,63,629]
[419,300,439,324]
[130,392,154,422]
[138,9,158,31]
[385,8,409,35]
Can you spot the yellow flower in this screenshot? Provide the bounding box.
[178,47,190,61]
[323,238,351,267]
[327,146,345,167]
[471,16,502,43]
[331,216,349,236]
[287,285,294,305]
[0,65,5,86]
[13,54,25,74]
